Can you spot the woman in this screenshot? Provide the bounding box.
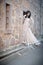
[23,11,40,45]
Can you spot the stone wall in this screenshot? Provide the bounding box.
[41,0,43,36]
[0,0,41,50]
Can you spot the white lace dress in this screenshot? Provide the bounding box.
[23,18,40,45]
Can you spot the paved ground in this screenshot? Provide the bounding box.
[0,44,26,59]
[0,43,43,65]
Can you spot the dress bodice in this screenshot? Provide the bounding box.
[23,18,30,31]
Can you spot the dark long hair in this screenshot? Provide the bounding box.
[23,10,31,18]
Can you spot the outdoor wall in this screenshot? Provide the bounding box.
[0,0,41,50]
[41,0,43,36]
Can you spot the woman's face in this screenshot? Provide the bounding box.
[24,12,31,18]
[27,13,30,17]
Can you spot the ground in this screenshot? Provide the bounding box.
[0,43,43,65]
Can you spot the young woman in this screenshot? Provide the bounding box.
[23,11,40,45]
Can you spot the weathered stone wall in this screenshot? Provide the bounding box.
[0,0,6,31]
[28,0,41,37]
[0,0,41,50]
[41,0,43,36]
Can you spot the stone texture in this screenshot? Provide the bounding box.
[0,0,42,50]
[41,0,43,35]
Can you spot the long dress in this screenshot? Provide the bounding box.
[23,18,40,45]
